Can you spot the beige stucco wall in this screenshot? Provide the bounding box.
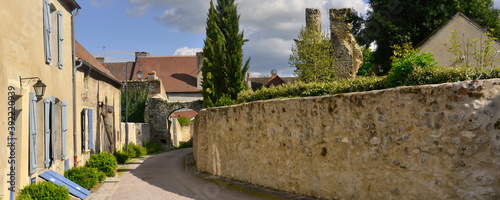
[419,15,500,67]
[170,118,192,147]
[0,0,78,198]
[76,66,121,156]
[194,79,500,199]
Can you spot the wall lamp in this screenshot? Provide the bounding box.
[137,68,143,80]
[20,76,47,98]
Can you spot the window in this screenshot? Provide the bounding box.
[81,109,86,151]
[43,0,63,68]
[29,93,38,175]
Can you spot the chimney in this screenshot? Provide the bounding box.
[135,52,150,59]
[196,52,204,89]
[247,72,252,89]
[96,57,105,63]
[148,71,158,80]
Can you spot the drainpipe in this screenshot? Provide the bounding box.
[72,7,81,168]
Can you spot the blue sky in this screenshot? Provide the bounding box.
[76,0,500,77]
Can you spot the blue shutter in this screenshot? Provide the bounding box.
[61,100,67,160]
[29,93,38,175]
[43,0,52,64]
[51,97,56,164]
[88,109,93,150]
[44,97,51,168]
[57,10,63,69]
[81,109,86,151]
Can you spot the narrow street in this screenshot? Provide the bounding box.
[107,148,263,200]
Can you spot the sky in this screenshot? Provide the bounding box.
[76,0,500,78]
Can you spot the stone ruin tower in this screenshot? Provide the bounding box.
[305,8,321,34]
[330,8,363,79]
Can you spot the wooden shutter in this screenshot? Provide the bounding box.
[43,0,52,64]
[61,100,67,160]
[88,109,93,150]
[44,97,51,168]
[29,93,38,175]
[57,10,63,69]
[51,97,56,164]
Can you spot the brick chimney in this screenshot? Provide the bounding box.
[96,57,105,63]
[135,52,150,59]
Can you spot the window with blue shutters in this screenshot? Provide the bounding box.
[81,109,86,151]
[43,0,52,64]
[88,109,93,150]
[44,97,51,168]
[57,10,63,69]
[51,97,56,164]
[61,100,67,160]
[29,93,38,175]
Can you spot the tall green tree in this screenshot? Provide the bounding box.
[202,0,250,107]
[356,0,500,73]
[289,24,336,82]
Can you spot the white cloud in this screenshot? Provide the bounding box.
[174,47,202,55]
[127,0,369,76]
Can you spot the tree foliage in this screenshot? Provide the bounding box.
[289,24,336,82]
[121,85,149,123]
[357,47,375,76]
[354,0,500,73]
[202,0,250,107]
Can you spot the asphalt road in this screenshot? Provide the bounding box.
[109,148,263,200]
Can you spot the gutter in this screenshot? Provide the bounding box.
[72,7,81,168]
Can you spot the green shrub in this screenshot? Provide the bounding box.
[122,144,137,158]
[114,151,130,164]
[131,143,147,157]
[177,117,191,126]
[145,142,162,154]
[17,181,69,200]
[385,50,439,87]
[64,166,104,189]
[86,152,117,177]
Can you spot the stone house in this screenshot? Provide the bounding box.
[103,52,203,102]
[0,0,87,198]
[418,12,500,67]
[75,40,123,155]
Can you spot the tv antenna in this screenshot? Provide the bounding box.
[97,45,106,58]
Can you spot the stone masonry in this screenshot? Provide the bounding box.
[305,8,321,34]
[330,8,363,79]
[194,78,500,199]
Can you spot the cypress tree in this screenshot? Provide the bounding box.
[202,0,250,107]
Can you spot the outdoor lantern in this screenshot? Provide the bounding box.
[137,68,143,80]
[20,76,47,98]
[33,80,47,98]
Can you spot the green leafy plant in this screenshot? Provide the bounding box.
[357,46,375,76]
[177,117,191,126]
[86,152,117,177]
[121,85,149,122]
[444,29,499,69]
[113,150,130,164]
[64,166,105,189]
[145,142,162,154]
[385,49,439,87]
[17,181,69,200]
[122,143,147,158]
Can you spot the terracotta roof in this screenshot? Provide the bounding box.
[75,40,121,86]
[133,56,200,93]
[250,76,296,91]
[172,110,198,119]
[103,62,134,82]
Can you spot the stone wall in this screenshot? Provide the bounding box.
[330,8,362,79]
[145,97,203,149]
[194,79,500,199]
[120,123,150,147]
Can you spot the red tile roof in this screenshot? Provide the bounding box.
[103,62,134,82]
[134,56,200,93]
[171,110,198,119]
[75,40,121,85]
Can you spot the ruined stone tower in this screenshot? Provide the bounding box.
[305,8,321,34]
[330,8,363,79]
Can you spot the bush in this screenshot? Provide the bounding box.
[114,151,130,164]
[177,117,191,126]
[64,166,105,189]
[17,181,69,200]
[145,142,162,154]
[385,50,439,87]
[131,143,147,157]
[86,152,117,177]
